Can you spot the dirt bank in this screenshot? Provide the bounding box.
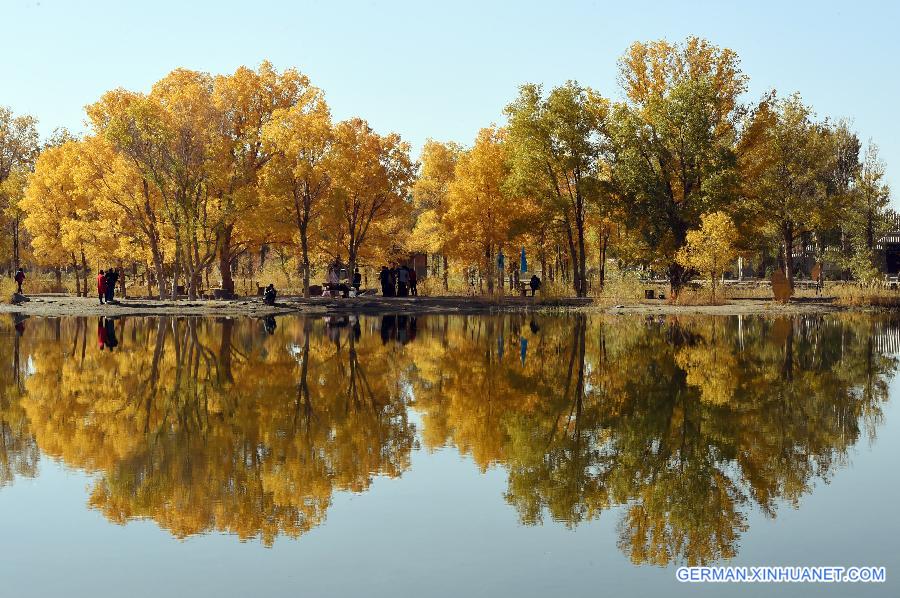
[601,297,848,316]
[0,294,593,318]
[0,293,872,318]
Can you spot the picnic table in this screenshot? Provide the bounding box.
[518,281,538,296]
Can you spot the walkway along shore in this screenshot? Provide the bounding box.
[0,294,861,318]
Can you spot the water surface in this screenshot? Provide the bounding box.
[0,312,897,596]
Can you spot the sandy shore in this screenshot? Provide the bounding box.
[0,293,866,318]
[0,293,593,317]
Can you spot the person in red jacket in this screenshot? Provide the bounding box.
[97,269,107,305]
[14,268,25,294]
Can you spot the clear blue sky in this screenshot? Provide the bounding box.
[4,0,898,199]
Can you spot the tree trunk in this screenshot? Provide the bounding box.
[148,234,166,300]
[348,243,358,289]
[171,236,181,300]
[72,258,81,297]
[217,224,235,295]
[783,224,795,290]
[575,211,587,297]
[598,233,608,291]
[300,221,311,298]
[12,215,20,271]
[485,245,494,295]
[668,217,689,298]
[668,262,687,298]
[80,250,88,298]
[442,254,449,291]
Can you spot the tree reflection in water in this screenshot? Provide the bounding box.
[0,312,894,563]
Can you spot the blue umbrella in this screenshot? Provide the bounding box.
[520,246,527,273]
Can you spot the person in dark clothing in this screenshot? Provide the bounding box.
[105,268,119,302]
[14,268,25,294]
[378,266,390,296]
[529,274,542,296]
[352,268,362,294]
[409,267,418,296]
[263,284,277,305]
[397,266,409,297]
[97,270,107,305]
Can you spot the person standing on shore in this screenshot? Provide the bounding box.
[409,267,418,297]
[352,268,362,295]
[379,266,391,296]
[529,274,541,296]
[97,269,107,305]
[14,268,25,294]
[397,265,409,297]
[105,268,118,303]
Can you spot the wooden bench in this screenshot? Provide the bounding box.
[518,281,538,296]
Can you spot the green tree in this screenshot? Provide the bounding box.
[739,93,832,289]
[0,107,40,270]
[505,81,611,296]
[609,37,746,296]
[845,144,891,283]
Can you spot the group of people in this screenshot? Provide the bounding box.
[97,268,121,304]
[324,264,362,297]
[379,265,417,297]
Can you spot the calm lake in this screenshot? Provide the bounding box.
[0,312,897,597]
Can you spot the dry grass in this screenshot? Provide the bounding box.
[2,273,70,299]
[831,283,900,307]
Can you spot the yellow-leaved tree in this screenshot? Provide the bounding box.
[259,85,332,297]
[320,118,415,274]
[22,141,119,296]
[210,62,312,294]
[675,211,738,301]
[444,127,519,293]
[410,140,461,290]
